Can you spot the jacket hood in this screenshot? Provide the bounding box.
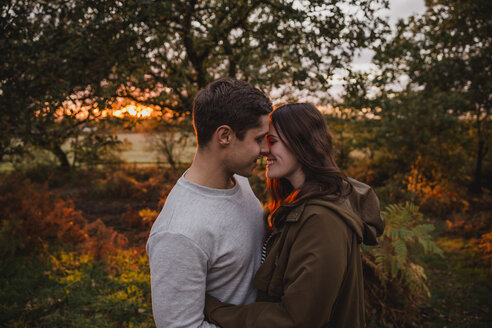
[281,177,384,246]
[307,197,365,244]
[342,177,385,245]
[282,197,365,243]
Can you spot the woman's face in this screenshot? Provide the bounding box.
[266,122,305,189]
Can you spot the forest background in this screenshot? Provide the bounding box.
[1,0,491,327]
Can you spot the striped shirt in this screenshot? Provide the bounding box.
[260,232,274,264]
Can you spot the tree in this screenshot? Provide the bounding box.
[2,0,389,167]
[1,0,144,167]
[108,0,390,113]
[339,0,491,192]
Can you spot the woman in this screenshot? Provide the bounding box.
[204,103,384,328]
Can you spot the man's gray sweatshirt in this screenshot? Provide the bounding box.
[146,173,264,328]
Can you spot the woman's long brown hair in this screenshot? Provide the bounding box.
[266,103,352,229]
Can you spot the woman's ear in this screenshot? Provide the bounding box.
[216,125,233,146]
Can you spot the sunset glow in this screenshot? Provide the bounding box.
[113,105,153,118]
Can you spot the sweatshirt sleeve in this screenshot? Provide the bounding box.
[147,231,219,328]
[204,213,350,328]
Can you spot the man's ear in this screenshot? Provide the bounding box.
[216,125,233,146]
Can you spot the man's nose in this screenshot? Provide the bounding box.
[260,138,270,156]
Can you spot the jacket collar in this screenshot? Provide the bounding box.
[284,202,308,223]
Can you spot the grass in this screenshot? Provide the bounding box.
[421,235,492,327]
[0,248,154,328]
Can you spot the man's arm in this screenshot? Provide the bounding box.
[147,231,218,328]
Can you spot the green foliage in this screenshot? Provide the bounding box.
[0,217,25,258]
[338,0,492,192]
[324,109,362,169]
[1,0,390,168]
[363,202,443,326]
[1,0,143,168]
[375,202,443,280]
[0,249,153,327]
[129,0,389,110]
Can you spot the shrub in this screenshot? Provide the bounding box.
[403,157,468,216]
[89,168,182,205]
[477,231,492,277]
[138,208,159,228]
[373,174,414,208]
[249,165,268,204]
[1,248,153,327]
[91,171,144,199]
[0,180,87,257]
[0,179,127,259]
[344,158,377,185]
[364,202,443,327]
[84,219,128,259]
[446,210,491,238]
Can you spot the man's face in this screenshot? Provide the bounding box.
[225,115,269,177]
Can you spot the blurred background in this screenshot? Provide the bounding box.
[1,0,490,327]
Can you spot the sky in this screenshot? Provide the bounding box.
[326,0,427,101]
[351,0,426,70]
[387,0,427,22]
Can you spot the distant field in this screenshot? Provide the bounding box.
[0,133,196,171]
[118,132,195,164]
[118,133,156,163]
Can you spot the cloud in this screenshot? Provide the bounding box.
[386,0,426,24]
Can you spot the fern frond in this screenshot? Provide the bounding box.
[412,224,435,235]
[393,239,408,265]
[370,202,442,299]
[416,234,444,257]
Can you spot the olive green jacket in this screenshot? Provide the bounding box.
[343,177,385,246]
[205,181,383,328]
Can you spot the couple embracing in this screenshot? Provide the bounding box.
[147,78,385,328]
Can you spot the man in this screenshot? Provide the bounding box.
[147,78,273,327]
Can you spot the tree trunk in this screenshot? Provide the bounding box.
[470,138,485,194]
[52,144,70,169]
[469,108,488,194]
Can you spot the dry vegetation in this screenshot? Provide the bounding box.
[0,160,490,327]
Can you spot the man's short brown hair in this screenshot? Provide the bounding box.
[193,78,272,147]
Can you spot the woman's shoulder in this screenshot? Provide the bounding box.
[303,196,354,216]
[300,197,365,242]
[282,197,349,225]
